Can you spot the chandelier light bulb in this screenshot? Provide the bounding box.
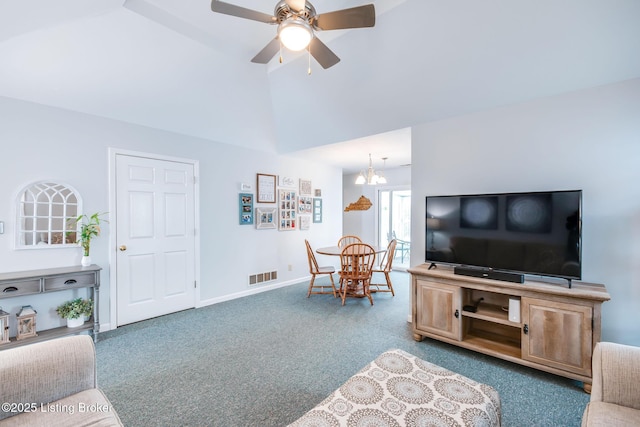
[355,153,389,185]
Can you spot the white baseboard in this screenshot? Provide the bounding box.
[197,276,309,308]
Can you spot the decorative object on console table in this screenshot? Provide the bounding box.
[68,212,108,267]
[56,298,93,328]
[0,308,9,345]
[239,193,254,225]
[16,305,37,340]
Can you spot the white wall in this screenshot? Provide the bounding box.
[0,96,342,332]
[410,78,640,346]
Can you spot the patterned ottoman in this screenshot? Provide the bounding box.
[289,349,501,427]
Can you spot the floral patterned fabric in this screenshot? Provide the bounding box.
[289,349,501,427]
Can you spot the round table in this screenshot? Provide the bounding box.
[316,245,386,256]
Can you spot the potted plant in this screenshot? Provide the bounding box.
[56,298,93,328]
[68,212,107,266]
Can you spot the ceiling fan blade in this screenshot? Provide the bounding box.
[211,0,275,24]
[309,37,340,69]
[314,4,375,30]
[251,37,281,64]
[284,0,306,13]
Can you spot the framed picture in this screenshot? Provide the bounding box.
[314,189,322,197]
[256,207,277,229]
[279,176,295,187]
[298,196,312,214]
[313,198,323,223]
[239,193,254,225]
[278,189,297,231]
[257,173,276,203]
[299,179,312,196]
[300,215,311,230]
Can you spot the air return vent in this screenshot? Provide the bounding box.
[248,271,278,286]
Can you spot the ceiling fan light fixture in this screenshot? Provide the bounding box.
[278,18,313,51]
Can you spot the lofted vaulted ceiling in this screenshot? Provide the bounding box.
[1,0,639,172]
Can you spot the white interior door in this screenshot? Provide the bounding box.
[115,154,196,326]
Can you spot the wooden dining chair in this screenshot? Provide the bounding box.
[370,239,397,296]
[338,243,376,306]
[305,240,337,297]
[337,235,362,248]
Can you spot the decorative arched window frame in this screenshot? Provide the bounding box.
[15,181,83,249]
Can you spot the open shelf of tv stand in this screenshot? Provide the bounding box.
[409,264,610,391]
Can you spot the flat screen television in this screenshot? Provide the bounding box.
[425,190,582,284]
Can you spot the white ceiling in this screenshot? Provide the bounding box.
[1,0,639,173]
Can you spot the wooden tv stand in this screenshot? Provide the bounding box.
[409,264,610,391]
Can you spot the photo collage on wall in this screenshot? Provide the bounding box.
[239,193,253,225]
[279,189,297,230]
[239,174,322,231]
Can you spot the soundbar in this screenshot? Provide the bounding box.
[454,266,524,284]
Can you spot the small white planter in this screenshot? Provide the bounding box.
[81,255,92,267]
[66,317,85,328]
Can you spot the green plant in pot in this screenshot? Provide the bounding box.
[56,298,93,328]
[68,212,107,267]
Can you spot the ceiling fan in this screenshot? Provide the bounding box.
[210,0,375,69]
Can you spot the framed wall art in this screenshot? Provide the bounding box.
[299,179,312,196]
[279,176,295,188]
[300,215,311,230]
[298,196,312,214]
[278,189,297,231]
[256,207,277,229]
[313,198,323,223]
[257,173,276,203]
[239,193,254,225]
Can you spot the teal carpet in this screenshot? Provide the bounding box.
[95,272,589,426]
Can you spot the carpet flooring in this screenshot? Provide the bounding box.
[95,272,589,426]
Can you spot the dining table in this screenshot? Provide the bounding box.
[316,244,387,296]
[316,245,387,256]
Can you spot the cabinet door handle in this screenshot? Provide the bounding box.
[454,309,459,319]
[523,324,529,335]
[64,279,77,285]
[2,286,18,293]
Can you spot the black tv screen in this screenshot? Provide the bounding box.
[425,190,582,280]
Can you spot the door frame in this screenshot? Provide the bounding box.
[107,148,201,331]
[375,185,411,270]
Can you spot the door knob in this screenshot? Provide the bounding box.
[119,245,127,251]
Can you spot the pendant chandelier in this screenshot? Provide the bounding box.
[355,154,387,185]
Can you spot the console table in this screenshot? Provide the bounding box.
[409,264,610,391]
[0,265,101,349]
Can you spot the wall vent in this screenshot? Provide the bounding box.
[248,270,278,286]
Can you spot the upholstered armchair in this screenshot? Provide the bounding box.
[582,341,640,426]
[0,335,123,426]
